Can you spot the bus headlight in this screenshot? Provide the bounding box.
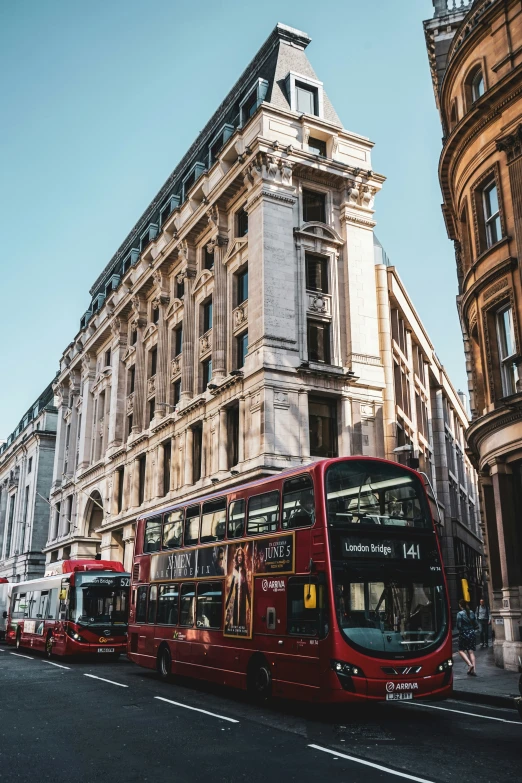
[437,658,453,673]
[331,660,365,677]
[66,627,87,643]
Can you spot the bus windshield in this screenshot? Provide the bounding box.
[333,566,447,656]
[325,460,431,528]
[72,585,128,626]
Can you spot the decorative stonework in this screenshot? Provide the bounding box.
[126,393,134,414]
[244,151,294,188]
[147,376,156,397]
[232,302,248,333]
[273,390,290,409]
[199,330,212,357]
[483,277,509,302]
[307,292,331,316]
[497,124,522,164]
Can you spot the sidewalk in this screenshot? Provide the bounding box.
[451,642,521,708]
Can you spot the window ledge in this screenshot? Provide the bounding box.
[471,235,510,270]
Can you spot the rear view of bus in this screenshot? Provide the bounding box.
[324,458,452,702]
[7,560,130,659]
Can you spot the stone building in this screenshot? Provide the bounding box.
[45,21,481,621]
[0,383,57,581]
[377,259,483,617]
[424,0,522,668]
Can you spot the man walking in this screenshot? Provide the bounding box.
[476,598,490,648]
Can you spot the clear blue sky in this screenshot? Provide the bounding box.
[0,0,463,439]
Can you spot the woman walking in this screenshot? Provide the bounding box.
[456,599,478,676]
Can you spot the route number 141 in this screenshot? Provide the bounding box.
[402,543,421,560]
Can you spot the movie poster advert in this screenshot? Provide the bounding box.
[150,548,197,581]
[253,533,294,575]
[224,542,253,638]
[196,544,228,578]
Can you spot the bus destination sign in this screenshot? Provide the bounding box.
[342,537,423,560]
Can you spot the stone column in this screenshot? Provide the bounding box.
[152,271,170,417]
[208,227,228,380]
[238,397,246,464]
[218,408,228,471]
[52,384,67,482]
[108,318,128,450]
[298,391,310,460]
[111,468,121,517]
[131,458,140,508]
[375,264,397,461]
[184,428,193,486]
[178,253,197,403]
[170,435,178,491]
[156,443,165,498]
[132,324,146,434]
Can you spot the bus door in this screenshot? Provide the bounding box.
[253,575,287,655]
[282,577,325,691]
[53,578,70,654]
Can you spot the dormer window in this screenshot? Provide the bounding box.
[122,248,140,275]
[182,162,206,201]
[286,72,323,118]
[239,78,269,126]
[160,194,180,226]
[308,137,327,157]
[208,123,235,167]
[141,224,158,252]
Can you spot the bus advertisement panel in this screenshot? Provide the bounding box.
[127,458,453,703]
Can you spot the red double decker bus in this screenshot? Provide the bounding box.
[7,560,130,659]
[128,457,453,702]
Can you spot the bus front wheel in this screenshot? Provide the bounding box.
[247,656,272,701]
[157,645,172,681]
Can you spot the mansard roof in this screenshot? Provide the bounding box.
[88,22,342,304]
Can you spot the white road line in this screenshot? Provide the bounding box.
[10,652,34,660]
[308,745,436,783]
[154,696,239,723]
[42,660,70,670]
[83,673,128,688]
[405,701,521,725]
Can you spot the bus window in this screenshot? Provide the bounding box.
[11,592,25,619]
[196,582,223,629]
[201,498,226,543]
[179,584,195,626]
[136,586,148,623]
[228,500,245,538]
[37,591,49,619]
[163,509,184,549]
[28,591,40,618]
[47,589,58,620]
[157,584,179,625]
[144,517,162,553]
[184,506,200,546]
[147,585,158,624]
[287,577,328,638]
[23,592,33,617]
[247,491,280,535]
[282,475,315,529]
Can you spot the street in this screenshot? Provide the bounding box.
[0,646,520,783]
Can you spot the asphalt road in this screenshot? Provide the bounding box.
[0,645,520,783]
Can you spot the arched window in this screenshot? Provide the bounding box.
[471,69,485,102]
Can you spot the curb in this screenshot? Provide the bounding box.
[452,688,518,710]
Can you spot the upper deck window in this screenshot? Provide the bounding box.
[247,491,280,535]
[325,460,431,529]
[201,498,227,543]
[282,475,315,530]
[184,505,200,546]
[144,517,162,553]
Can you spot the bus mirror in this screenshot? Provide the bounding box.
[59,589,67,601]
[304,584,316,610]
[2,611,7,619]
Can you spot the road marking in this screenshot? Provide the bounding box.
[83,673,128,688]
[154,696,239,723]
[405,701,521,725]
[42,660,70,670]
[10,652,34,660]
[308,745,436,782]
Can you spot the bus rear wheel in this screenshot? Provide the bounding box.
[45,633,54,659]
[157,645,172,681]
[247,656,272,702]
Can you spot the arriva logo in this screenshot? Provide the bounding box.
[261,579,285,592]
[387,681,419,692]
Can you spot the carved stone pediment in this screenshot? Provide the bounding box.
[122,344,136,363]
[165,298,184,321]
[143,323,158,343]
[223,237,248,266]
[193,269,214,296]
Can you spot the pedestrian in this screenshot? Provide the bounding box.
[456,599,479,676]
[475,598,491,648]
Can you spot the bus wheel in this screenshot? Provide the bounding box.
[247,656,272,701]
[15,630,22,650]
[45,634,54,659]
[157,645,172,681]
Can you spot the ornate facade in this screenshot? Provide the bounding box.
[424,0,522,668]
[0,383,57,581]
[46,22,481,622]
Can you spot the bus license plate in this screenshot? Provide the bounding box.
[386,692,413,701]
[98,647,115,653]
